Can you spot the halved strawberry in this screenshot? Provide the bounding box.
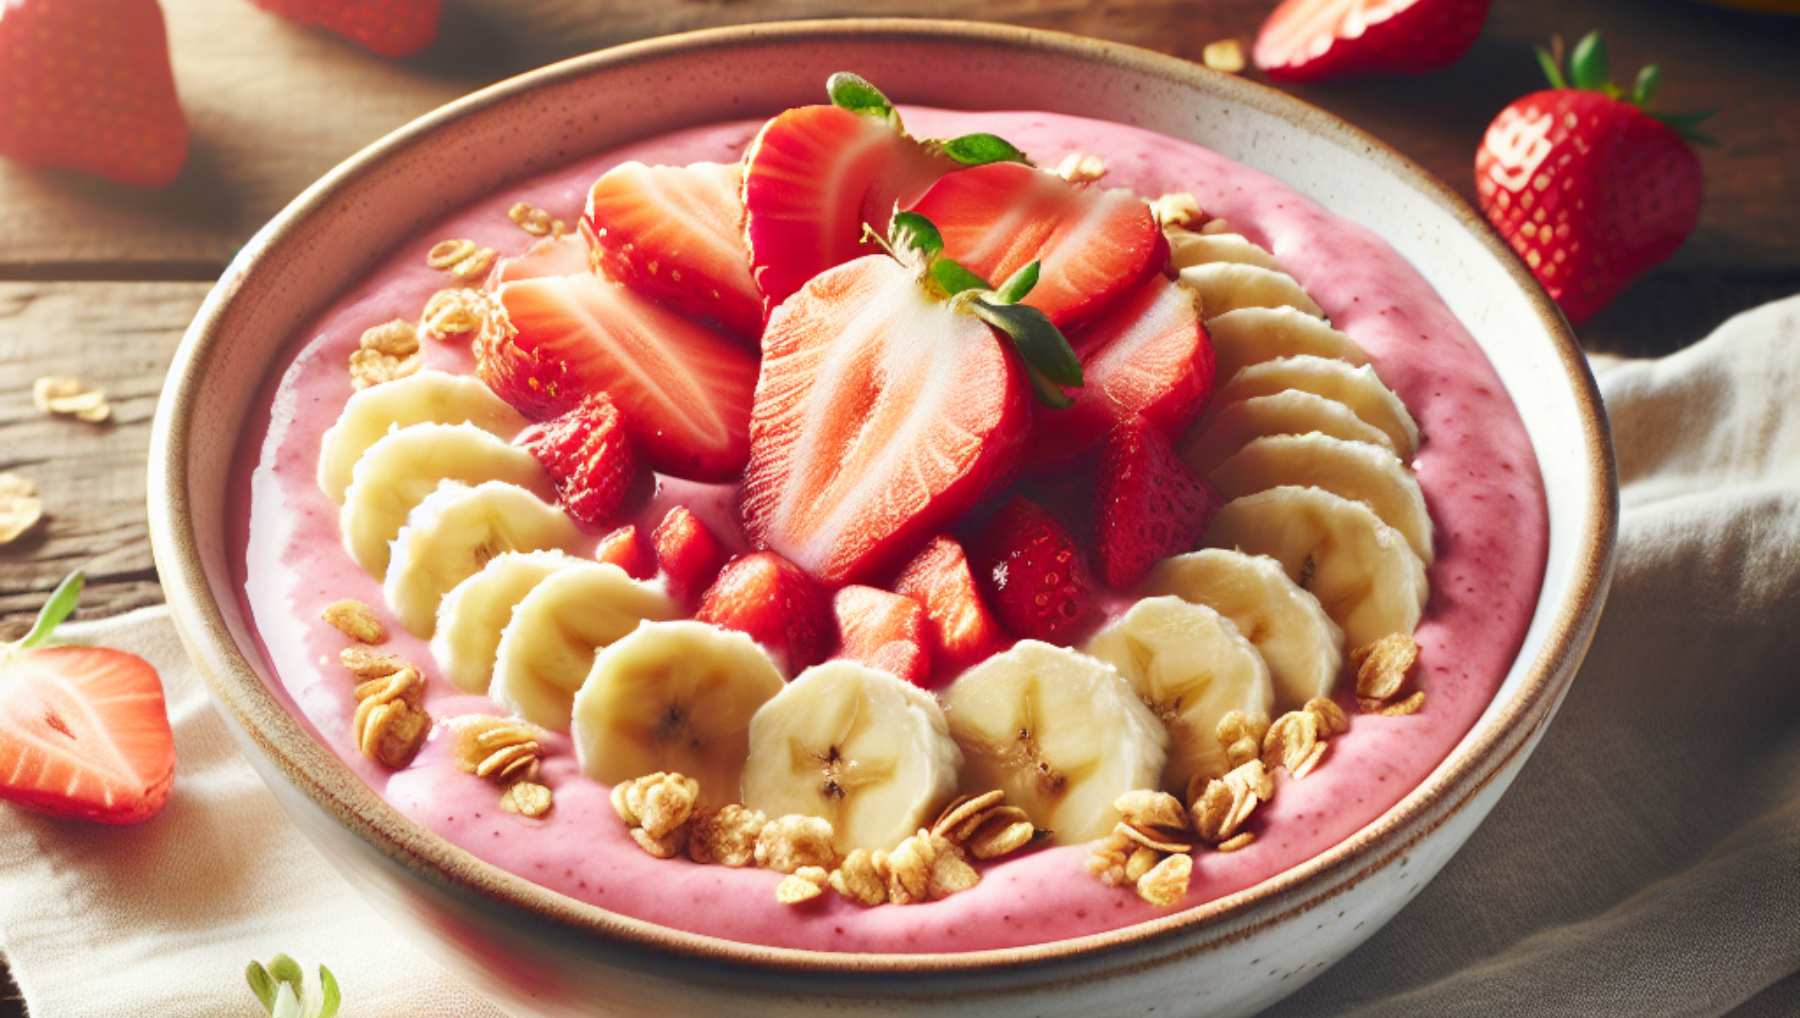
[907,161,1164,329]
[1094,417,1221,589]
[832,585,931,684]
[0,574,174,825]
[652,505,727,604]
[971,498,1094,645]
[585,161,764,339]
[696,551,834,672]
[490,233,588,287]
[1254,0,1491,82]
[1029,275,1214,463]
[483,271,758,480]
[516,392,639,529]
[891,535,1006,680]
[595,524,655,580]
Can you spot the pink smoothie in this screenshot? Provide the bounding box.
[230,107,1547,953]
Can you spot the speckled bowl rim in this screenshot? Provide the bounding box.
[148,18,1617,981]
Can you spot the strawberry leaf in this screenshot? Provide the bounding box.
[936,132,1030,167]
[826,72,896,124]
[930,258,991,297]
[970,298,1084,409]
[246,962,278,1010]
[248,955,341,1018]
[317,966,341,1018]
[16,570,84,650]
[889,210,944,264]
[1569,31,1608,92]
[1632,64,1661,107]
[1535,45,1568,90]
[1023,364,1074,409]
[993,261,1040,304]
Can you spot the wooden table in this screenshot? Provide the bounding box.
[2,0,1796,1011]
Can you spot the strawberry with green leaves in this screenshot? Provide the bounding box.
[0,572,176,825]
[1476,32,1707,324]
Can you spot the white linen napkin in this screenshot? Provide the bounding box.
[4,296,1798,1017]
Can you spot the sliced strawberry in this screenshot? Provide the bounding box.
[742,104,953,312]
[483,271,758,480]
[491,233,589,287]
[695,552,834,672]
[584,161,763,340]
[249,0,440,59]
[515,392,639,529]
[971,498,1094,645]
[0,646,175,825]
[1029,275,1214,463]
[1253,0,1491,82]
[891,535,1006,680]
[1094,417,1222,589]
[652,505,727,604]
[738,254,1030,584]
[832,586,931,684]
[908,161,1164,329]
[595,524,655,580]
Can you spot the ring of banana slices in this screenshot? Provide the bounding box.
[309,197,1437,913]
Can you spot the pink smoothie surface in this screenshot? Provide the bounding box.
[230,107,1548,953]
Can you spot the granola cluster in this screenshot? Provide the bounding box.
[1086,789,1202,907]
[1054,152,1107,183]
[322,598,386,644]
[1352,634,1427,716]
[0,473,43,545]
[350,664,429,769]
[450,715,544,786]
[33,375,111,423]
[419,287,497,344]
[506,202,567,238]
[1262,697,1350,780]
[425,238,497,283]
[348,319,422,390]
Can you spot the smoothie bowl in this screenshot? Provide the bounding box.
[148,19,1615,1018]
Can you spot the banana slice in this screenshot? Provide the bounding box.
[742,660,961,852]
[1177,263,1325,320]
[431,550,579,693]
[1183,391,1396,474]
[1166,229,1286,273]
[572,620,785,805]
[1146,549,1344,708]
[490,563,678,732]
[384,481,582,639]
[1206,306,1370,385]
[340,422,552,578]
[1212,434,1433,562]
[943,641,1167,844]
[1215,355,1420,458]
[1083,597,1273,794]
[1204,486,1428,648]
[317,370,527,503]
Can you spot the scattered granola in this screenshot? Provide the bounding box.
[885,829,978,904]
[1054,151,1107,183]
[630,825,686,859]
[1305,696,1350,735]
[425,238,477,269]
[931,790,1043,861]
[1116,788,1189,833]
[1124,846,1161,883]
[0,473,44,544]
[755,814,837,873]
[1147,192,1203,229]
[688,804,769,867]
[500,780,554,819]
[32,375,111,423]
[1375,690,1428,717]
[450,715,543,785]
[1217,710,1271,770]
[611,772,700,840]
[1216,832,1256,853]
[349,319,422,389]
[828,848,890,906]
[321,599,386,643]
[506,202,564,237]
[1202,38,1247,74]
[1191,759,1272,844]
[419,288,494,343]
[350,665,429,768]
[1263,708,1327,778]
[338,645,405,678]
[1352,633,1420,702]
[775,866,829,905]
[1085,829,1136,888]
[1135,852,1192,908]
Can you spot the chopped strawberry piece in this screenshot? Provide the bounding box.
[742,104,953,312]
[516,392,640,529]
[1253,0,1490,82]
[738,255,1030,584]
[595,524,655,580]
[696,552,834,672]
[972,499,1094,645]
[891,535,1006,680]
[1094,417,1222,589]
[585,161,764,339]
[0,646,175,824]
[249,0,440,58]
[832,586,931,684]
[907,161,1164,329]
[482,271,758,480]
[490,233,589,287]
[0,0,189,188]
[653,506,727,604]
[1029,275,1214,463]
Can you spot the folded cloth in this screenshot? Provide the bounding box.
[4,297,1798,1016]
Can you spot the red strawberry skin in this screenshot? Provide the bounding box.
[653,506,727,604]
[697,552,834,673]
[907,161,1164,329]
[738,255,1030,585]
[483,272,758,481]
[250,0,440,58]
[516,393,640,529]
[586,161,764,340]
[0,0,188,188]
[1477,89,1702,324]
[972,499,1095,645]
[1094,417,1222,589]
[890,535,1006,681]
[595,524,655,581]
[0,646,175,825]
[491,233,589,287]
[742,105,953,313]
[832,586,931,684]
[1030,275,1214,464]
[1254,0,1491,82]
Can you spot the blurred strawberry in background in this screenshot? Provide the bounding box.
[1253,0,1492,81]
[248,0,441,58]
[1476,32,1708,324]
[0,0,189,187]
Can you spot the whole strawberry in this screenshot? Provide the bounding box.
[249,0,440,59]
[1254,0,1491,82]
[1476,32,1707,324]
[0,0,189,187]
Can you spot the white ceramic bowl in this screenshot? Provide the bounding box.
[148,20,1616,1017]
